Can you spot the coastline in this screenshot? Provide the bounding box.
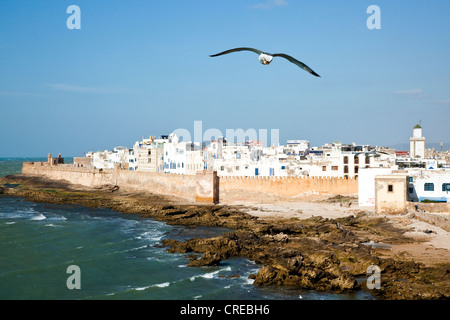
[1,174,449,299]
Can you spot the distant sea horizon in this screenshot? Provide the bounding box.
[387,142,450,152]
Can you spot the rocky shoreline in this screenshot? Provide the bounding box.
[1,174,449,299]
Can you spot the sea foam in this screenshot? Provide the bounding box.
[134,282,170,291]
[31,213,46,221]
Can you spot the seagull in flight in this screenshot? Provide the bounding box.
[209,47,320,77]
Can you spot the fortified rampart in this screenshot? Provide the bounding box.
[219,176,358,200]
[22,162,217,203]
[22,162,114,186]
[114,169,198,201]
[21,162,358,203]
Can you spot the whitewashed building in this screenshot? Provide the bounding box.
[202,139,395,179]
[358,168,450,206]
[410,124,425,159]
[408,169,450,202]
[92,146,129,169]
[135,136,167,173]
[300,143,394,178]
[285,140,310,155]
[204,138,270,177]
[358,167,399,206]
[163,133,202,175]
[128,147,138,171]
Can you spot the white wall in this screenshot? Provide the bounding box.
[163,135,202,175]
[358,167,395,206]
[92,148,129,169]
[409,170,450,202]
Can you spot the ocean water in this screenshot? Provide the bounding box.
[0,158,373,300]
[0,157,47,178]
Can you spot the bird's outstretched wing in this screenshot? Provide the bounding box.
[272,53,320,77]
[209,47,263,57]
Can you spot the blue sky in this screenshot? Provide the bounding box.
[0,0,449,156]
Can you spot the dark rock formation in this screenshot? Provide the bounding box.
[188,252,223,267]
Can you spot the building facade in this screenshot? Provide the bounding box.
[410,124,425,159]
[163,133,202,175]
[92,147,129,169]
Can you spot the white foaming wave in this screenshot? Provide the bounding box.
[0,207,37,219]
[43,224,61,227]
[136,230,164,242]
[31,213,46,221]
[199,271,218,280]
[134,282,170,291]
[145,256,160,262]
[115,245,148,254]
[51,215,67,221]
[128,245,148,252]
[190,269,223,281]
[21,207,37,214]
[134,286,150,291]
[154,282,170,288]
[243,267,260,285]
[190,275,198,281]
[249,267,260,275]
[5,222,16,225]
[188,265,255,285]
[191,265,254,284]
[38,210,67,222]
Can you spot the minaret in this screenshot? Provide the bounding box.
[410,124,425,158]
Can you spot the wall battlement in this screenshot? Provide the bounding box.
[22,162,115,187]
[219,175,356,180]
[219,174,358,199]
[22,162,108,174]
[21,162,358,203]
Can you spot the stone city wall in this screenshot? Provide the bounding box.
[22,162,205,202]
[219,175,358,201]
[22,162,113,186]
[114,169,197,202]
[21,163,358,203]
